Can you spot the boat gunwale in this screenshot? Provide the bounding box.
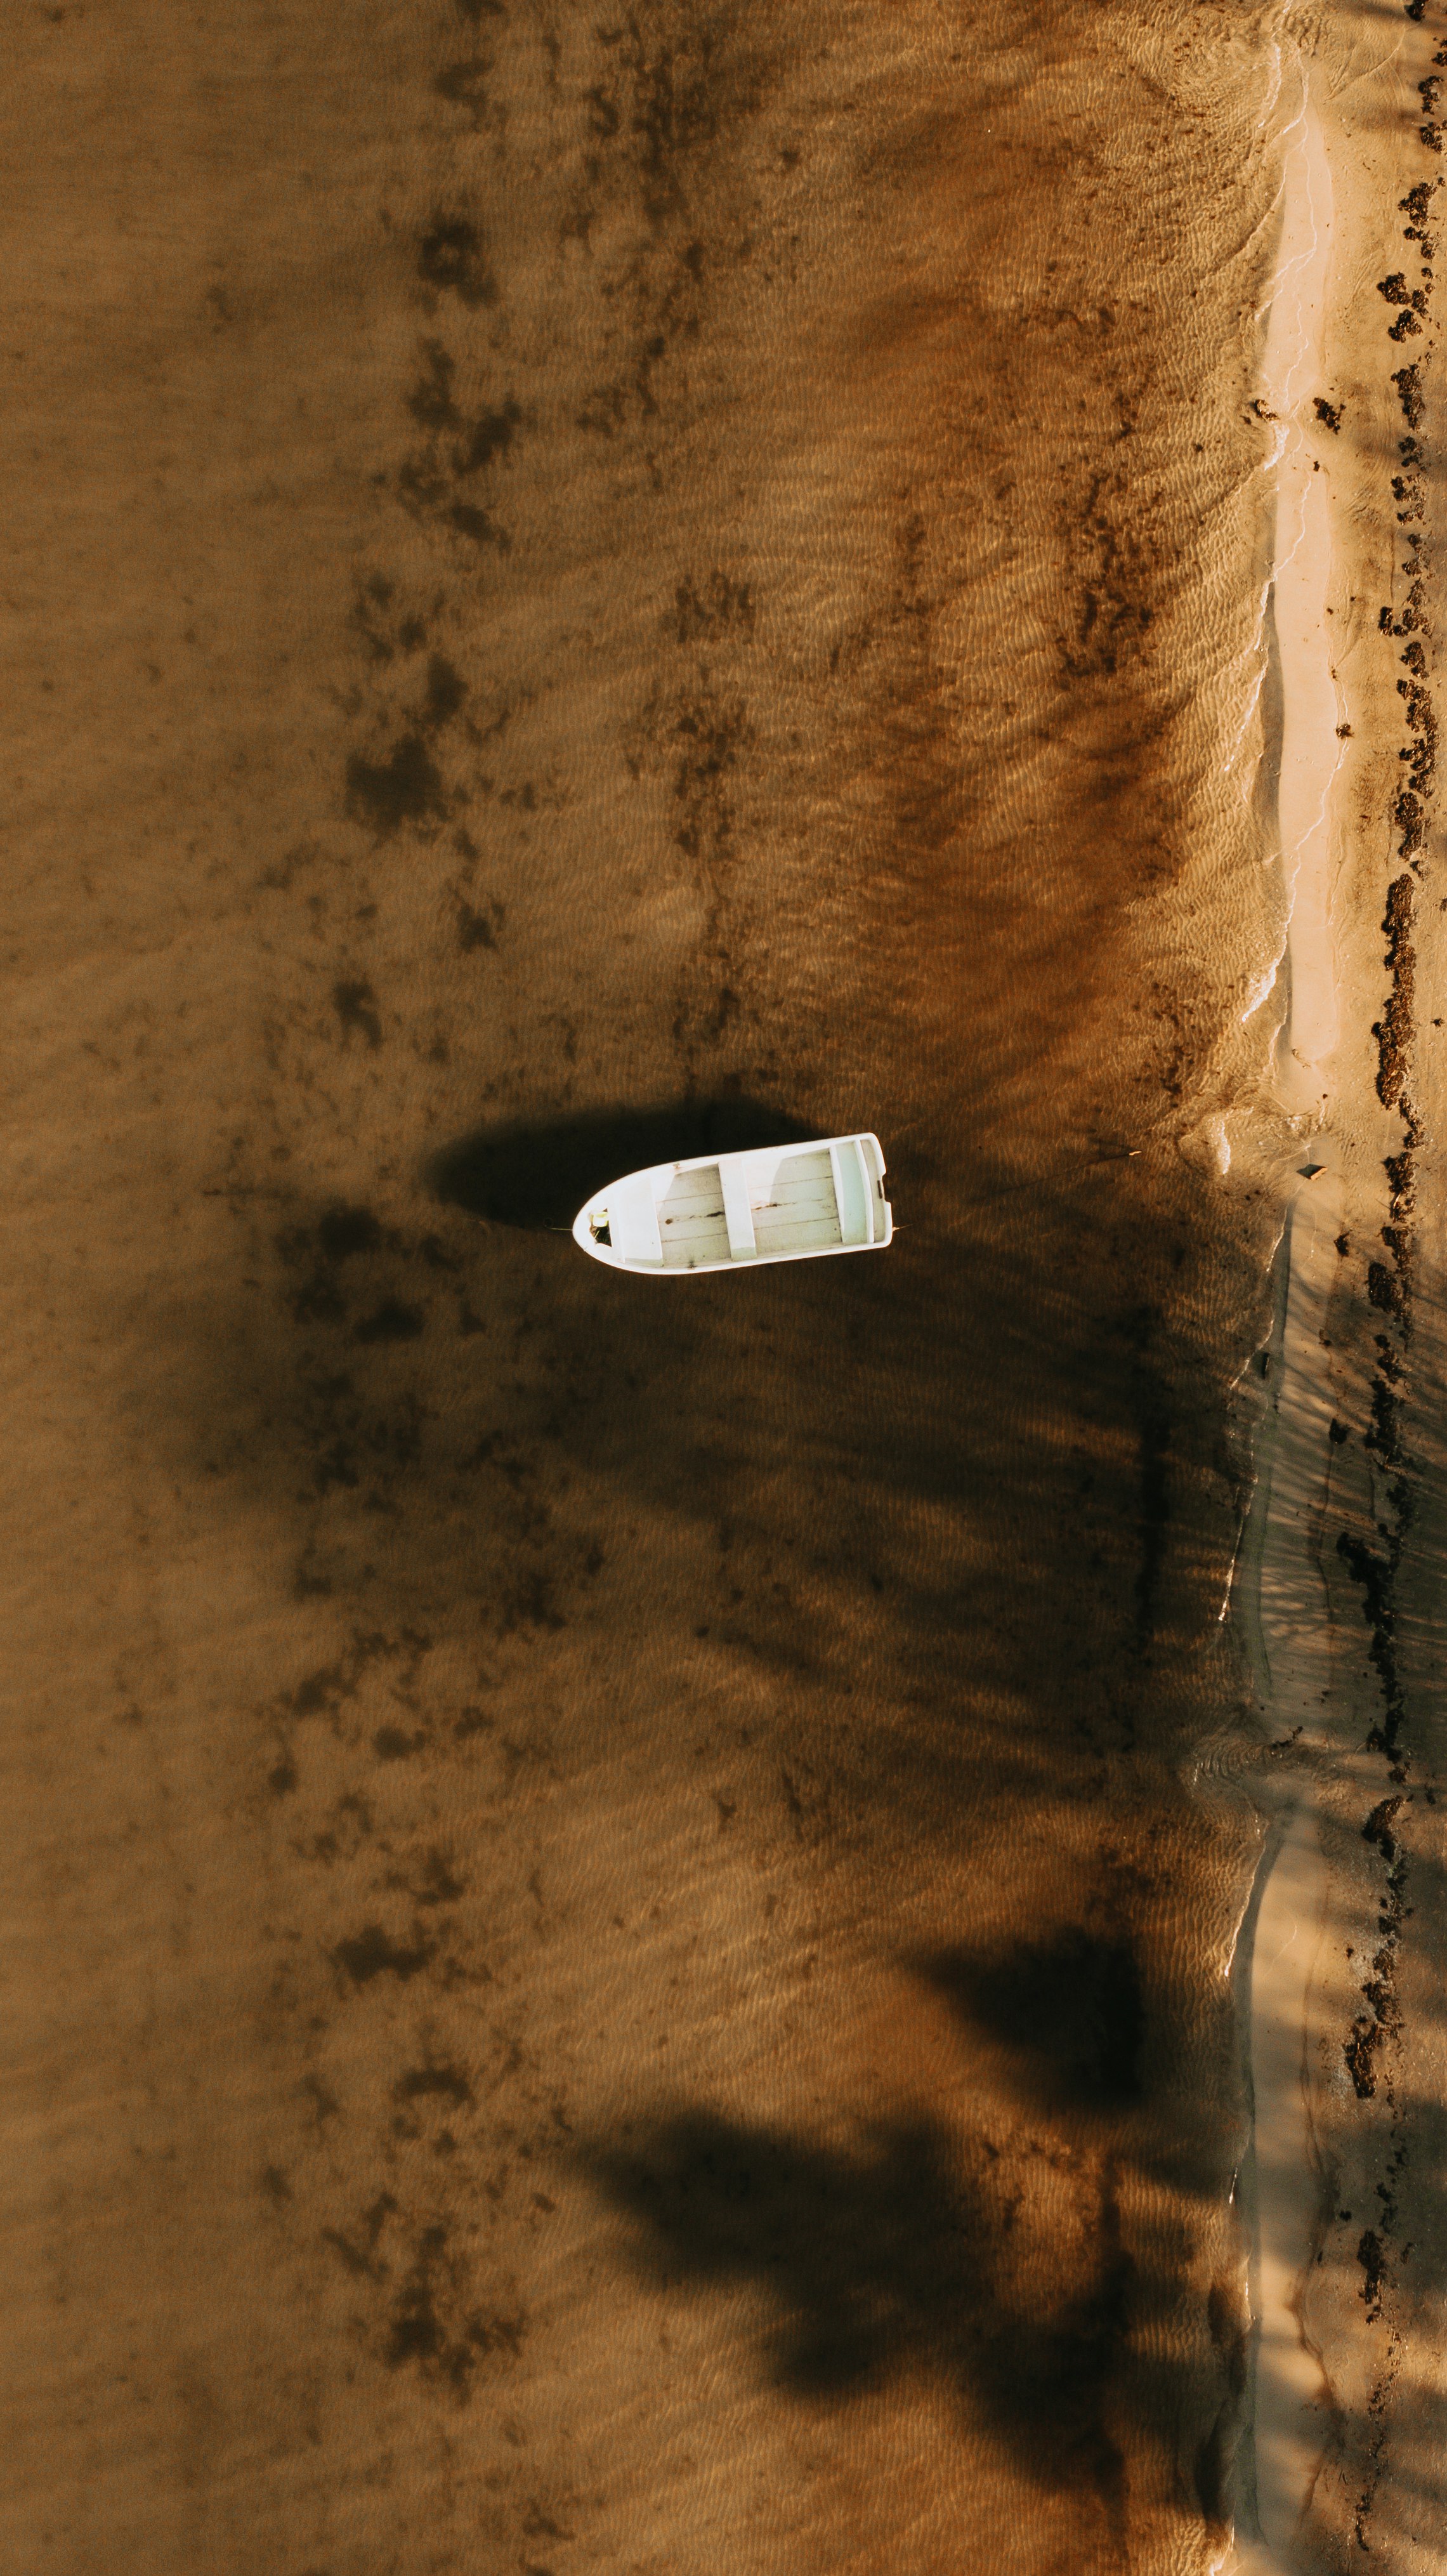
[572,1133,891,1275]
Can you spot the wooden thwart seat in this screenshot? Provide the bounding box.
[750,1148,842,1258]
[719,1163,758,1259]
[658,1164,731,1268]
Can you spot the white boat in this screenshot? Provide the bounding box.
[572,1133,893,1275]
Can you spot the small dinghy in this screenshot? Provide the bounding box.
[573,1133,893,1275]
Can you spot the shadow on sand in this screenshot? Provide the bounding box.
[426,1099,820,1232]
[579,2103,1132,2504]
[573,1926,1211,2524]
[161,1100,1274,2551]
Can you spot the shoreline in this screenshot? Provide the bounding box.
[1233,53,1347,2571]
[1230,15,1441,2568]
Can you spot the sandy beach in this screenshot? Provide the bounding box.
[2,4,1443,2572]
[1229,15,1447,2569]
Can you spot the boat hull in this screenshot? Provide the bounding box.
[572,1134,893,1275]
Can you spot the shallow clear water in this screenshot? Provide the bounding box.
[8,4,1439,2571]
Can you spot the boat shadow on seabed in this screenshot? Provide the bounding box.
[425,1098,820,1234]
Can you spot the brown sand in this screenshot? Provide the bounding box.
[2,4,1436,2573]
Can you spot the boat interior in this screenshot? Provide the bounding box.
[581,1136,889,1272]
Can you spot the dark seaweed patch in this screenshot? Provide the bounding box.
[456,895,504,952]
[672,570,755,643]
[322,2191,396,2280]
[443,497,509,548]
[332,980,383,1048]
[384,2224,525,2395]
[393,2063,474,2107]
[317,1205,384,1261]
[457,401,521,475]
[1373,876,1417,1105]
[333,1924,437,1986]
[1357,2226,1388,2315]
[433,58,494,128]
[407,341,459,430]
[396,1848,468,1907]
[418,216,497,308]
[344,735,448,838]
[423,654,468,730]
[1340,1790,1411,2099]
[372,1723,426,1759]
[353,1300,426,1346]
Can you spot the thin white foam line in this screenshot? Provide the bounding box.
[1258,37,1288,152]
[1216,1199,1290,1629]
[1229,56,1339,841]
[1224,593,1274,787]
[1250,53,1322,328]
[1282,750,1346,943]
[1273,150,1346,1080]
[1242,944,1286,1025]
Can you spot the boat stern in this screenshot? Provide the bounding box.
[856,1132,893,1245]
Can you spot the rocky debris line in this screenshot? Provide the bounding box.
[1336,110,1443,2561]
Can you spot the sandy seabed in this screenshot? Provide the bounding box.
[3,5,1444,2573]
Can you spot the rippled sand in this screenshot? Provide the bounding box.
[3,5,1441,2572]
